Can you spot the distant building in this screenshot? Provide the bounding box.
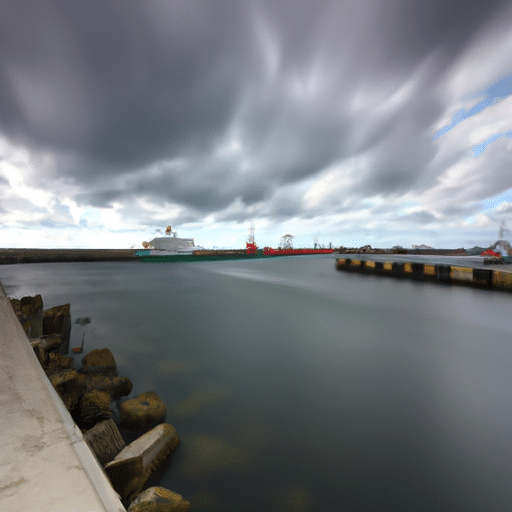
[411,244,433,249]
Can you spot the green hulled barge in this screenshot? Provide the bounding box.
[136,225,334,263]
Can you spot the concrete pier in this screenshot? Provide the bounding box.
[336,257,512,292]
[0,282,126,511]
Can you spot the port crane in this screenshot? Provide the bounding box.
[279,234,294,249]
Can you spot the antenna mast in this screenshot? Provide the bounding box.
[246,223,258,254]
[247,223,255,244]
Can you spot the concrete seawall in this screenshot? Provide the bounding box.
[0,281,127,511]
[336,258,512,292]
[0,249,137,265]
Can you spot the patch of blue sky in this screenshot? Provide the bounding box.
[433,72,512,140]
[40,219,56,228]
[80,208,102,220]
[54,199,71,215]
[481,189,512,212]
[472,130,512,156]
[39,218,75,229]
[77,208,102,228]
[395,200,418,216]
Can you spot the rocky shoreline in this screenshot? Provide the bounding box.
[0,248,138,264]
[10,293,189,511]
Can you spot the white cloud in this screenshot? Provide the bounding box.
[302,156,368,209]
[446,7,512,100]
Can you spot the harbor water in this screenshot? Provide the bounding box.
[2,255,512,511]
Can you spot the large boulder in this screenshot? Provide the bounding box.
[11,295,44,338]
[120,392,167,431]
[48,369,85,412]
[20,294,43,317]
[105,424,180,502]
[81,348,118,376]
[83,418,126,467]
[83,374,133,399]
[44,352,74,377]
[80,389,113,427]
[39,334,62,352]
[104,456,143,502]
[10,298,20,313]
[127,487,190,512]
[30,334,63,366]
[30,340,47,366]
[43,304,71,354]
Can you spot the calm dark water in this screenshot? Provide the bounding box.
[2,255,512,512]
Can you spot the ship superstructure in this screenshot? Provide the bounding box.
[140,226,202,254]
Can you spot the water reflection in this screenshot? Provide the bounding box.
[156,357,198,375]
[189,489,219,509]
[272,485,314,512]
[179,434,253,480]
[172,380,231,418]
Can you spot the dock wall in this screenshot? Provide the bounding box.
[335,258,512,292]
[0,281,127,512]
[0,249,137,265]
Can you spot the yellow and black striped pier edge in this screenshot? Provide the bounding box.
[336,258,512,292]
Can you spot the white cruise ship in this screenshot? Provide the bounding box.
[138,226,204,255]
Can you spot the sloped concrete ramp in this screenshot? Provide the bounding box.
[0,282,126,512]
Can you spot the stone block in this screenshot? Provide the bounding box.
[128,487,190,512]
[81,348,118,376]
[104,456,144,502]
[105,423,180,502]
[39,334,62,351]
[20,294,43,317]
[80,389,113,426]
[10,298,21,313]
[83,374,133,399]
[48,369,85,412]
[120,392,167,431]
[44,352,74,376]
[43,304,71,354]
[83,418,127,467]
[14,295,44,338]
[30,341,47,365]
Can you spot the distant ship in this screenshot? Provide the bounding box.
[136,226,204,256]
[480,221,511,259]
[137,226,334,263]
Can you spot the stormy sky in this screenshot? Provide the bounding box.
[1,0,512,249]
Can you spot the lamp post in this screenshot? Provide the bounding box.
[72,317,91,354]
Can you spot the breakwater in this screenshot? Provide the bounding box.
[1,288,190,511]
[336,257,512,292]
[0,249,137,264]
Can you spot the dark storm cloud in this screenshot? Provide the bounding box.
[440,203,482,218]
[0,0,510,218]
[0,0,246,166]
[397,210,438,224]
[370,0,510,66]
